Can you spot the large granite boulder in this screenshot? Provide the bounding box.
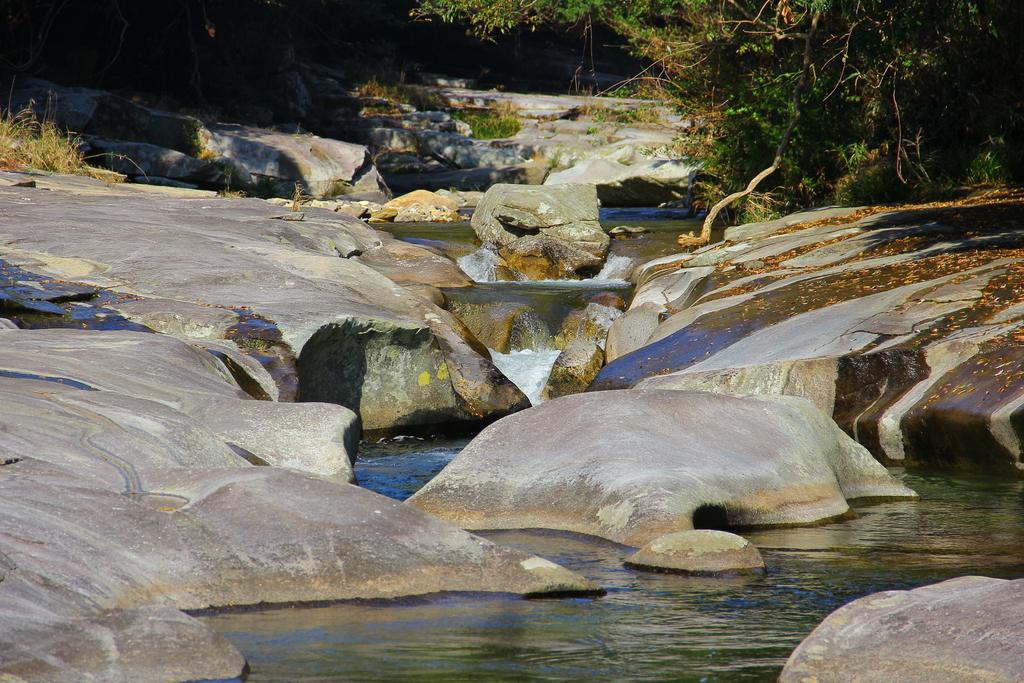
[781,576,1024,682]
[595,198,1024,475]
[0,175,526,434]
[471,184,609,279]
[0,327,358,480]
[545,157,698,207]
[497,235,606,280]
[409,390,916,546]
[0,370,597,680]
[203,123,390,200]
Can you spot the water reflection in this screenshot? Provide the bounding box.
[205,451,1024,682]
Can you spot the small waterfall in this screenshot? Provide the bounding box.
[593,254,633,281]
[489,347,561,406]
[457,246,499,282]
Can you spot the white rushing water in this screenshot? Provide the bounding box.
[457,246,632,286]
[488,347,561,406]
[457,246,500,282]
[593,253,633,281]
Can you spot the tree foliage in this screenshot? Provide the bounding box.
[418,0,1024,215]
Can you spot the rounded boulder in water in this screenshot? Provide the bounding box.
[624,530,765,576]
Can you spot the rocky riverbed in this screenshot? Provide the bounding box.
[1,162,1023,681]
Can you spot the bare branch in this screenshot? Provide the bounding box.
[680,11,822,248]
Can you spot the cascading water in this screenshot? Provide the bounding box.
[593,253,633,281]
[488,347,561,405]
[485,308,560,405]
[457,246,500,282]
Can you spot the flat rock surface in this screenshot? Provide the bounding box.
[781,576,1024,682]
[595,195,1024,474]
[409,390,915,546]
[0,174,525,431]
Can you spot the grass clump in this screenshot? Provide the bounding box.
[356,78,447,111]
[452,106,521,139]
[588,104,664,126]
[0,107,107,177]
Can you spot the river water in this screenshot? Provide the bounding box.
[202,210,1024,680]
[206,442,1024,681]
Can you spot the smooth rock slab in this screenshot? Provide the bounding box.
[0,175,526,432]
[0,371,598,680]
[624,530,765,575]
[409,390,916,546]
[781,576,1024,682]
[0,328,357,479]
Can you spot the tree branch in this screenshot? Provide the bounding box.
[680,11,821,248]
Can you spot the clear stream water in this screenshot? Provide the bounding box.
[206,441,1024,681]
[201,210,1024,681]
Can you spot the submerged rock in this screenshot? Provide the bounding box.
[781,576,1024,682]
[624,530,765,575]
[471,184,609,279]
[595,198,1024,475]
[409,390,916,546]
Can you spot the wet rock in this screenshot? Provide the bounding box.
[554,301,622,349]
[624,530,765,575]
[203,123,390,200]
[370,189,461,223]
[545,158,697,207]
[447,300,542,353]
[497,235,605,280]
[541,338,604,399]
[781,576,1024,682]
[589,292,627,311]
[472,184,609,261]
[409,390,916,546]
[0,175,523,432]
